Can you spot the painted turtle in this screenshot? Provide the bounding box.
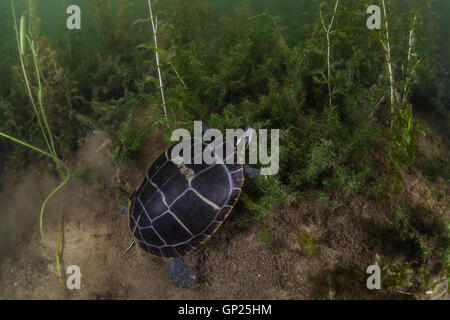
[122,127,260,288]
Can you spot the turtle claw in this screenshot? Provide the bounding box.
[120,203,128,215]
[168,258,197,288]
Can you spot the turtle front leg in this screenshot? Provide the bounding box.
[244,164,260,179]
[168,258,197,288]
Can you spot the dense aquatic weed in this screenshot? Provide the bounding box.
[0,0,70,290]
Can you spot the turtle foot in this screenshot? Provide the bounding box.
[168,258,197,288]
[120,203,128,215]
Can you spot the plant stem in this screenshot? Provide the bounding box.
[39,161,71,247]
[407,15,417,63]
[170,62,187,89]
[0,132,53,158]
[319,0,339,109]
[28,35,57,158]
[147,0,169,128]
[380,0,395,127]
[55,213,64,288]
[403,14,417,104]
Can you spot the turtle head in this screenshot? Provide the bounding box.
[236,125,256,150]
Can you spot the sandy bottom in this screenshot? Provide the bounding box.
[0,129,446,300]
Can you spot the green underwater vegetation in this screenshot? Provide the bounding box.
[0,0,448,299]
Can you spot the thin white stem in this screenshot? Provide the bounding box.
[319,0,339,108]
[328,0,339,33]
[326,32,331,108]
[381,0,395,126]
[171,63,187,89]
[147,0,169,127]
[403,14,417,104]
[407,15,417,62]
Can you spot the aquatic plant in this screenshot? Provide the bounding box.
[290,227,322,256]
[0,0,70,289]
[388,105,423,165]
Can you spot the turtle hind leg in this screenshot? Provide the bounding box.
[168,258,197,288]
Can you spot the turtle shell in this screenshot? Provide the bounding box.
[128,137,244,258]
